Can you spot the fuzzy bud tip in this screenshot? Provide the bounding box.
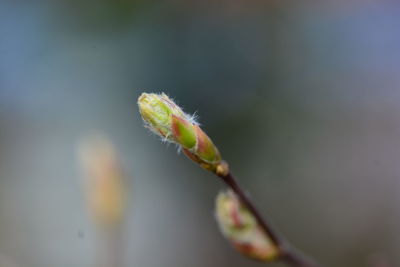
[138,92,223,172]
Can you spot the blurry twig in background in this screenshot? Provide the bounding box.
[138,93,320,267]
[78,134,127,267]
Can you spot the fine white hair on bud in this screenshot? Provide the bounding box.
[138,92,226,173]
[188,110,200,125]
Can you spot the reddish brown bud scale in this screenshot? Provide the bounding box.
[182,148,215,171]
[231,206,242,227]
[233,242,254,258]
[194,126,221,164]
[233,240,275,262]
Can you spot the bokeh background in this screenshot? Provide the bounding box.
[1,1,400,266]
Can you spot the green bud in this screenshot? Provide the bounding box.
[215,190,279,261]
[138,93,186,138]
[138,92,226,173]
[171,115,197,149]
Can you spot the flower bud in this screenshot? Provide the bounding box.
[215,190,279,261]
[138,92,225,172]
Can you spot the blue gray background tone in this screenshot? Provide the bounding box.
[0,1,399,266]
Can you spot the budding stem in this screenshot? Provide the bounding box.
[138,92,321,266]
[217,172,321,267]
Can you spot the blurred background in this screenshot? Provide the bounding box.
[0,0,400,266]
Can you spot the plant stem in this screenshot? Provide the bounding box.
[217,171,321,267]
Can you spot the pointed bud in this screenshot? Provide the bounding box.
[138,93,186,138]
[138,92,227,173]
[215,190,279,261]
